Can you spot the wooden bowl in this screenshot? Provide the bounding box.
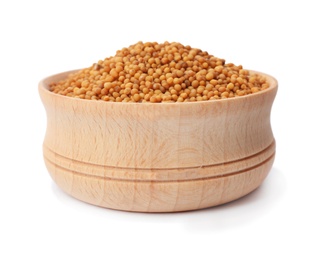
[39,70,277,212]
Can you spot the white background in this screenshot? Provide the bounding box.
[1,0,322,259]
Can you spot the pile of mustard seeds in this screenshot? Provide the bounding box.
[50,41,269,102]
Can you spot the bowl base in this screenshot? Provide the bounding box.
[44,153,274,212]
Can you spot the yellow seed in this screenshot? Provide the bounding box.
[221,91,229,98]
[131,89,139,95]
[227,83,234,90]
[171,94,178,101]
[237,77,244,84]
[105,75,114,82]
[191,80,199,88]
[205,84,213,91]
[176,70,184,77]
[124,88,131,95]
[173,78,181,84]
[167,77,173,85]
[205,72,214,81]
[197,86,204,94]
[180,92,188,99]
[150,96,157,103]
[174,84,182,92]
[133,94,141,102]
[81,81,89,88]
[218,86,226,93]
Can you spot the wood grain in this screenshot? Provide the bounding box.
[39,70,278,212]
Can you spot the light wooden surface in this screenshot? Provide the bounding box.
[39,70,278,212]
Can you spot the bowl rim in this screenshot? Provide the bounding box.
[39,69,278,106]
